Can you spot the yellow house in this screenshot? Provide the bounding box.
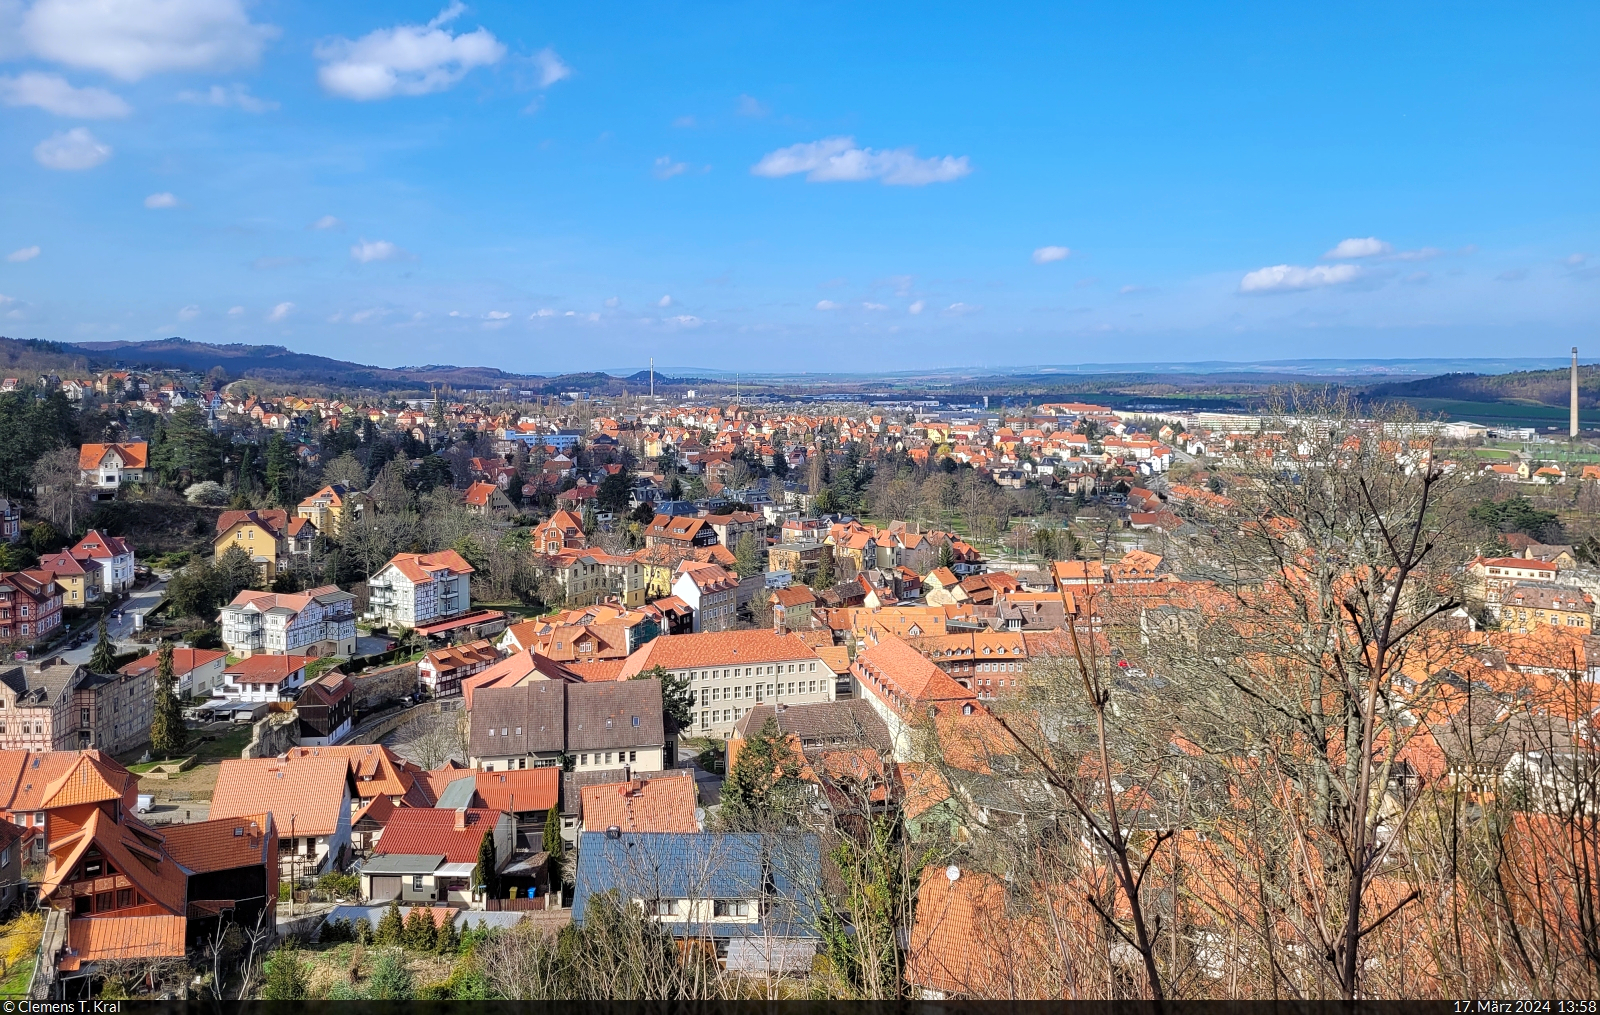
[214,509,314,580]
[297,484,365,537]
[36,551,97,606]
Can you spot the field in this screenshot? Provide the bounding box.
[1393,396,1600,429]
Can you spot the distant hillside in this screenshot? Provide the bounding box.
[1367,365,1600,410]
[0,337,711,395]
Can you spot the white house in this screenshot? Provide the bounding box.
[671,562,738,633]
[117,647,228,699]
[365,549,475,630]
[219,585,357,658]
[69,529,135,595]
[76,442,148,499]
[214,654,309,702]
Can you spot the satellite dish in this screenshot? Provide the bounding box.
[945,865,960,882]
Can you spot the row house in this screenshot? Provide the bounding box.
[117,647,227,699]
[418,640,502,697]
[0,570,62,644]
[468,677,670,774]
[366,549,475,630]
[35,551,95,607]
[219,585,357,658]
[0,667,65,754]
[211,754,356,876]
[1470,556,1559,613]
[643,514,718,550]
[672,562,739,633]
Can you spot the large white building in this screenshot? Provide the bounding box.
[365,549,474,630]
[616,629,834,740]
[219,585,357,658]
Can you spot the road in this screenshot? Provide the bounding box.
[56,579,167,664]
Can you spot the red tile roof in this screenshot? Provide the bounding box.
[120,647,226,679]
[375,807,501,863]
[580,770,697,833]
[222,654,309,685]
[211,756,354,837]
[60,915,186,971]
[616,629,824,677]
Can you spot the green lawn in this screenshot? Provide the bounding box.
[192,725,252,761]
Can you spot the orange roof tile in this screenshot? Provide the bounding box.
[580,770,698,833]
[60,915,186,971]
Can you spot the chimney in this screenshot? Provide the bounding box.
[454,807,468,831]
[1572,347,1580,439]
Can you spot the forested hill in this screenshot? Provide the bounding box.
[0,337,706,394]
[1367,364,1600,409]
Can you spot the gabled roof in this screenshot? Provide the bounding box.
[580,770,698,833]
[282,744,430,805]
[40,808,187,917]
[161,812,274,873]
[383,548,475,583]
[375,807,502,864]
[211,756,355,837]
[120,647,226,679]
[77,442,148,471]
[616,629,823,677]
[216,509,291,539]
[41,752,136,810]
[852,635,976,717]
[70,529,131,561]
[222,654,309,684]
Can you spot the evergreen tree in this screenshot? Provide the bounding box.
[261,943,309,999]
[434,915,460,954]
[148,642,187,758]
[403,905,436,950]
[375,899,404,945]
[89,619,117,672]
[936,541,956,571]
[580,504,597,535]
[265,432,298,506]
[812,550,835,591]
[720,717,806,830]
[542,804,565,897]
[353,917,374,945]
[473,829,499,899]
[733,532,762,578]
[366,949,414,1000]
[630,664,693,730]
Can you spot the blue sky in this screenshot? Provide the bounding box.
[1,1,1597,375]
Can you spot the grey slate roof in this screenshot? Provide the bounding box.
[732,698,892,755]
[361,853,444,874]
[566,680,664,752]
[433,778,478,810]
[571,831,822,942]
[470,678,666,758]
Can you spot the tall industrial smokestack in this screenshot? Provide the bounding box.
[1572,347,1580,439]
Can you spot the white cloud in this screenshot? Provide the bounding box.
[735,93,768,117]
[316,3,505,101]
[657,295,673,307]
[0,72,130,117]
[1566,253,1588,266]
[653,156,687,179]
[485,310,510,319]
[144,191,178,208]
[349,308,385,323]
[7,246,40,263]
[530,308,555,317]
[603,296,620,308]
[668,314,702,327]
[815,300,841,311]
[350,238,405,262]
[1032,245,1070,264]
[177,304,199,320]
[266,301,293,322]
[943,302,981,316]
[175,82,276,112]
[1239,263,1364,294]
[310,214,342,230]
[227,305,243,316]
[752,136,971,186]
[907,300,925,315]
[863,302,887,311]
[1324,237,1391,259]
[532,46,569,87]
[33,127,110,169]
[22,0,277,81]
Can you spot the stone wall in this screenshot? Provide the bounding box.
[241,711,301,759]
[351,661,417,710]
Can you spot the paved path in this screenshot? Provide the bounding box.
[56,580,167,664]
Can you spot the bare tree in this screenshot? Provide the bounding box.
[32,446,87,533]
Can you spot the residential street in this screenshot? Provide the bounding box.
[55,579,167,664]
